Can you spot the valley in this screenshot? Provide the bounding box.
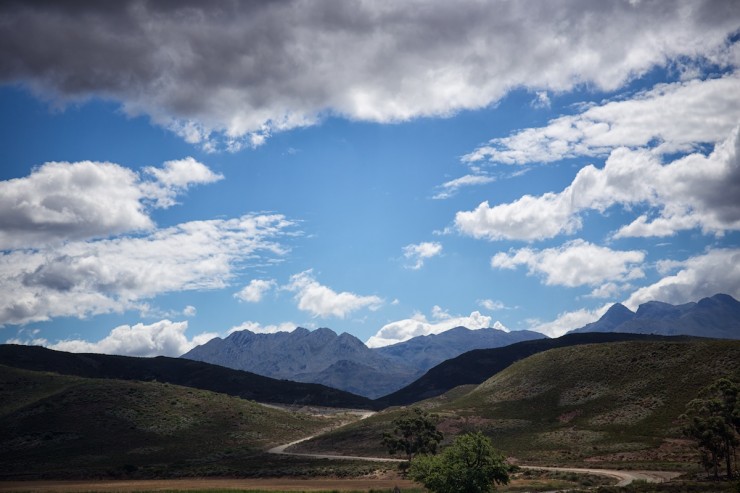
[1,294,739,491]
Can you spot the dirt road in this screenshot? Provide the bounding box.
[269,431,681,486]
[520,465,681,487]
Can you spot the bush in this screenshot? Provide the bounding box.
[409,432,510,493]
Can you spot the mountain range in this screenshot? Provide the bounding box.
[182,326,544,398]
[569,293,740,338]
[182,293,739,399]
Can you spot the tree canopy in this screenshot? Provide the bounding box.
[409,432,511,493]
[382,408,443,461]
[682,377,740,479]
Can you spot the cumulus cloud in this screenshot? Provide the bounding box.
[402,242,443,269]
[142,157,223,207]
[234,279,277,303]
[2,1,738,148]
[286,270,383,318]
[432,174,495,200]
[0,158,222,249]
[0,214,294,325]
[456,125,740,241]
[228,321,297,335]
[478,299,507,311]
[366,307,502,348]
[491,240,645,288]
[455,191,577,241]
[586,282,625,300]
[624,248,740,310]
[530,91,551,109]
[465,74,740,165]
[48,320,218,357]
[528,304,611,338]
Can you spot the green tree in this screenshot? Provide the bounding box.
[682,377,740,479]
[382,408,443,462]
[408,432,511,493]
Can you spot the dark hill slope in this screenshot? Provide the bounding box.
[0,344,375,409]
[0,364,333,479]
[374,332,693,407]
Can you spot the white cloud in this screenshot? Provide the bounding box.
[366,308,499,348]
[183,305,197,317]
[2,1,738,148]
[491,240,645,287]
[48,320,218,357]
[0,158,221,249]
[623,248,740,310]
[432,174,495,200]
[286,270,383,318]
[403,242,443,269]
[456,192,577,241]
[228,321,297,335]
[234,279,277,303]
[586,282,626,300]
[142,157,223,207]
[0,214,293,326]
[478,299,507,311]
[530,91,551,109]
[464,74,740,165]
[0,161,150,249]
[528,304,611,338]
[456,125,740,241]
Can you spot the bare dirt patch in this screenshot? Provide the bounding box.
[0,478,418,492]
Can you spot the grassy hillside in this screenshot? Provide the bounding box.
[375,333,693,407]
[0,344,376,409]
[0,364,342,479]
[295,339,740,471]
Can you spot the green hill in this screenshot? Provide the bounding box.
[294,339,740,471]
[0,364,337,479]
[0,344,376,409]
[374,332,683,407]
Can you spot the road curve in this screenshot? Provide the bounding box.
[269,439,681,485]
[268,434,405,462]
[519,465,681,487]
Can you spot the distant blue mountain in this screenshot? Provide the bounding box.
[569,293,740,339]
[182,325,544,398]
[375,326,545,373]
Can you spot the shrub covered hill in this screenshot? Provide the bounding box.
[376,332,672,407]
[0,364,338,479]
[0,344,375,409]
[293,338,740,471]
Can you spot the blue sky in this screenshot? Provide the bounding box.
[1,1,739,356]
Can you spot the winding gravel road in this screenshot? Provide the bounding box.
[268,427,681,486]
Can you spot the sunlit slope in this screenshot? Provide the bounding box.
[0,364,332,479]
[295,339,740,470]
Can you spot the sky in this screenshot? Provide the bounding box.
[1,0,739,357]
